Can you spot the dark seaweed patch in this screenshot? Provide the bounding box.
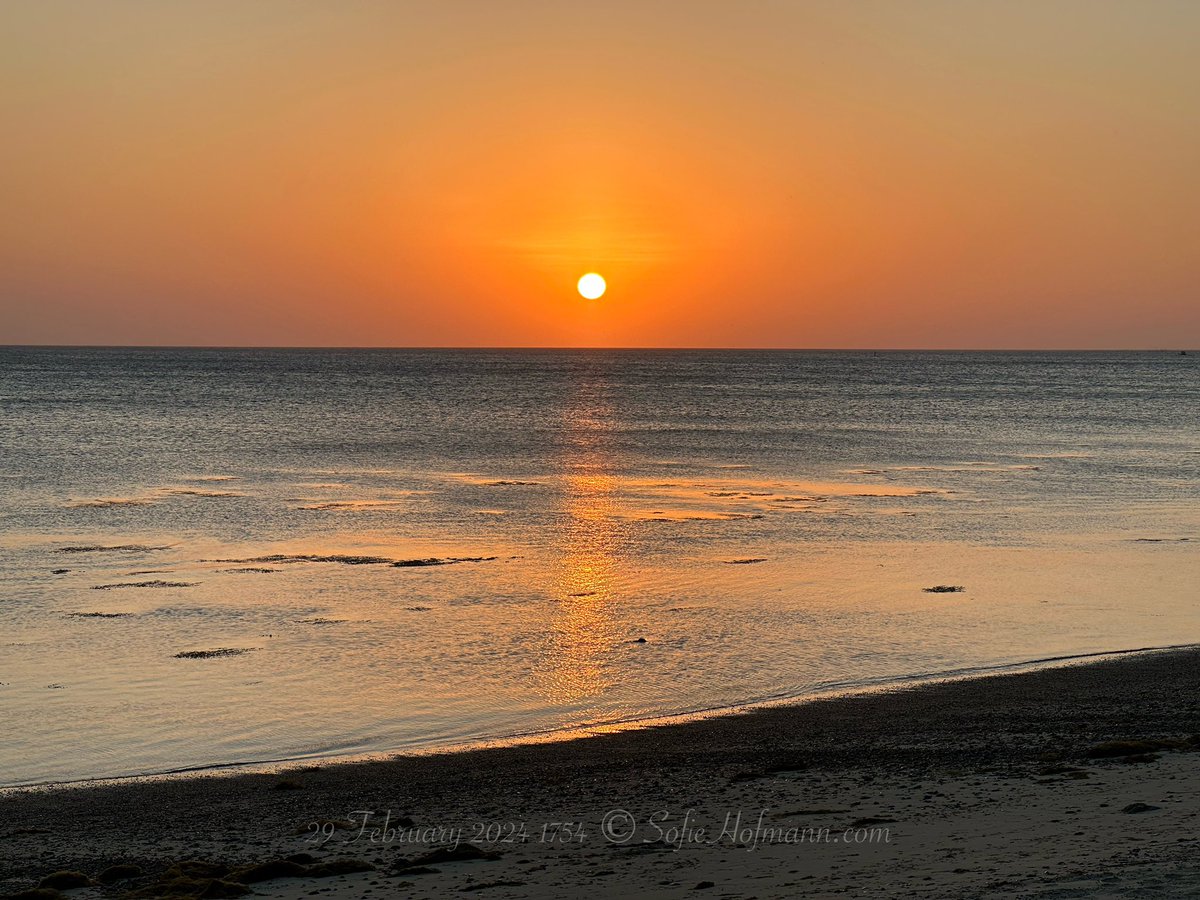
[56,544,171,553]
[174,648,258,659]
[207,554,393,566]
[393,556,497,567]
[164,489,245,498]
[68,497,157,508]
[204,552,499,569]
[92,580,198,590]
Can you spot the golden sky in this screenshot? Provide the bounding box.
[2,1,1197,348]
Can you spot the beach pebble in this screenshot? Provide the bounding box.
[38,871,92,889]
[1121,802,1161,814]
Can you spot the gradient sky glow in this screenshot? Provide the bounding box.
[2,1,1198,348]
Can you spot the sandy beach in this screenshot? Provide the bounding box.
[5,646,1200,899]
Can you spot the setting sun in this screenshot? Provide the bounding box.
[577,273,606,300]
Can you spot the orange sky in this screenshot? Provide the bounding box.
[1,1,1197,348]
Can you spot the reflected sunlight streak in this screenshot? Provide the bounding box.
[535,375,630,708]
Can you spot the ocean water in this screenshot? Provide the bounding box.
[0,348,1196,786]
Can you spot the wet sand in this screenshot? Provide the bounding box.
[4,647,1200,898]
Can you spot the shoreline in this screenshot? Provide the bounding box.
[5,644,1200,897]
[8,641,1199,793]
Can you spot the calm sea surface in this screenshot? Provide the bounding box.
[1,348,1197,786]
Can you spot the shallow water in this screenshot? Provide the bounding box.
[0,348,1197,786]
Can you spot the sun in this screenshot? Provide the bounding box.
[577,273,606,300]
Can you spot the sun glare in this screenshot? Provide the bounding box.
[577,273,606,300]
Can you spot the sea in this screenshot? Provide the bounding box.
[0,348,1196,786]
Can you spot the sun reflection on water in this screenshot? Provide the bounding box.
[535,376,630,708]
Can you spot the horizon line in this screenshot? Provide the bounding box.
[0,344,1194,353]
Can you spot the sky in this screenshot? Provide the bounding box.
[1,0,1197,348]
